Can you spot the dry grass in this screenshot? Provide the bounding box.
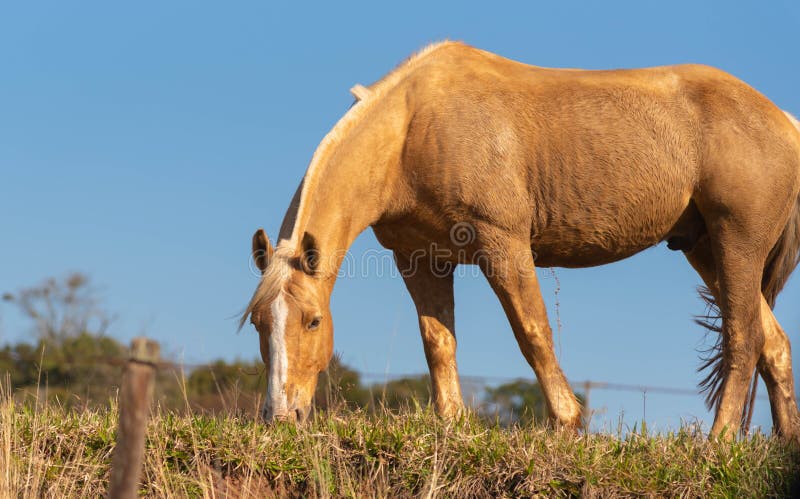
[0,388,798,498]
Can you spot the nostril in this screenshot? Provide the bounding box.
[295,406,312,423]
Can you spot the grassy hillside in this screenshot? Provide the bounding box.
[1,393,798,498]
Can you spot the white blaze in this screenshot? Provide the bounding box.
[266,292,289,416]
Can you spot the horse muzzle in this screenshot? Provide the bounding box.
[260,404,311,424]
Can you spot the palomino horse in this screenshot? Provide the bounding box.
[242,42,800,439]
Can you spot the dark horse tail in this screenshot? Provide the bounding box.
[698,111,800,433]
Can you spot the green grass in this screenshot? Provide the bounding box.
[1,394,798,497]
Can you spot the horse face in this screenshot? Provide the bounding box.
[249,229,333,423]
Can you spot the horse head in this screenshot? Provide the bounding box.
[243,228,333,422]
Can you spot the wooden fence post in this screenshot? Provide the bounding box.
[108,337,160,499]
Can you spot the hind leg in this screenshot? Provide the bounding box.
[757,299,800,439]
[703,223,768,438]
[686,237,800,439]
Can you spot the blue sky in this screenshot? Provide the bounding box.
[1,1,798,431]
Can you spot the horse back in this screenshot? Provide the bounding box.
[391,45,798,267]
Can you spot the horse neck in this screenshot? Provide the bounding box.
[279,95,408,280]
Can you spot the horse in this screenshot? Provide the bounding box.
[242,41,800,440]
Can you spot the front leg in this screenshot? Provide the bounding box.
[479,236,583,429]
[395,251,464,418]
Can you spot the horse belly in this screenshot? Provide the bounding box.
[532,229,660,268]
[530,183,696,268]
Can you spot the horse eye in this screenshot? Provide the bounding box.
[307,316,322,330]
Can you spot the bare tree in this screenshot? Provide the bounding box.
[2,273,111,341]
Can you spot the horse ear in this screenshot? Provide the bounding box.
[252,228,274,274]
[299,231,320,275]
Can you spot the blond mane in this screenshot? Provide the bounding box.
[285,40,462,246]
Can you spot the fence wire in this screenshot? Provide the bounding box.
[32,353,768,401]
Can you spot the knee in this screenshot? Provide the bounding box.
[419,317,456,352]
[514,320,553,354]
